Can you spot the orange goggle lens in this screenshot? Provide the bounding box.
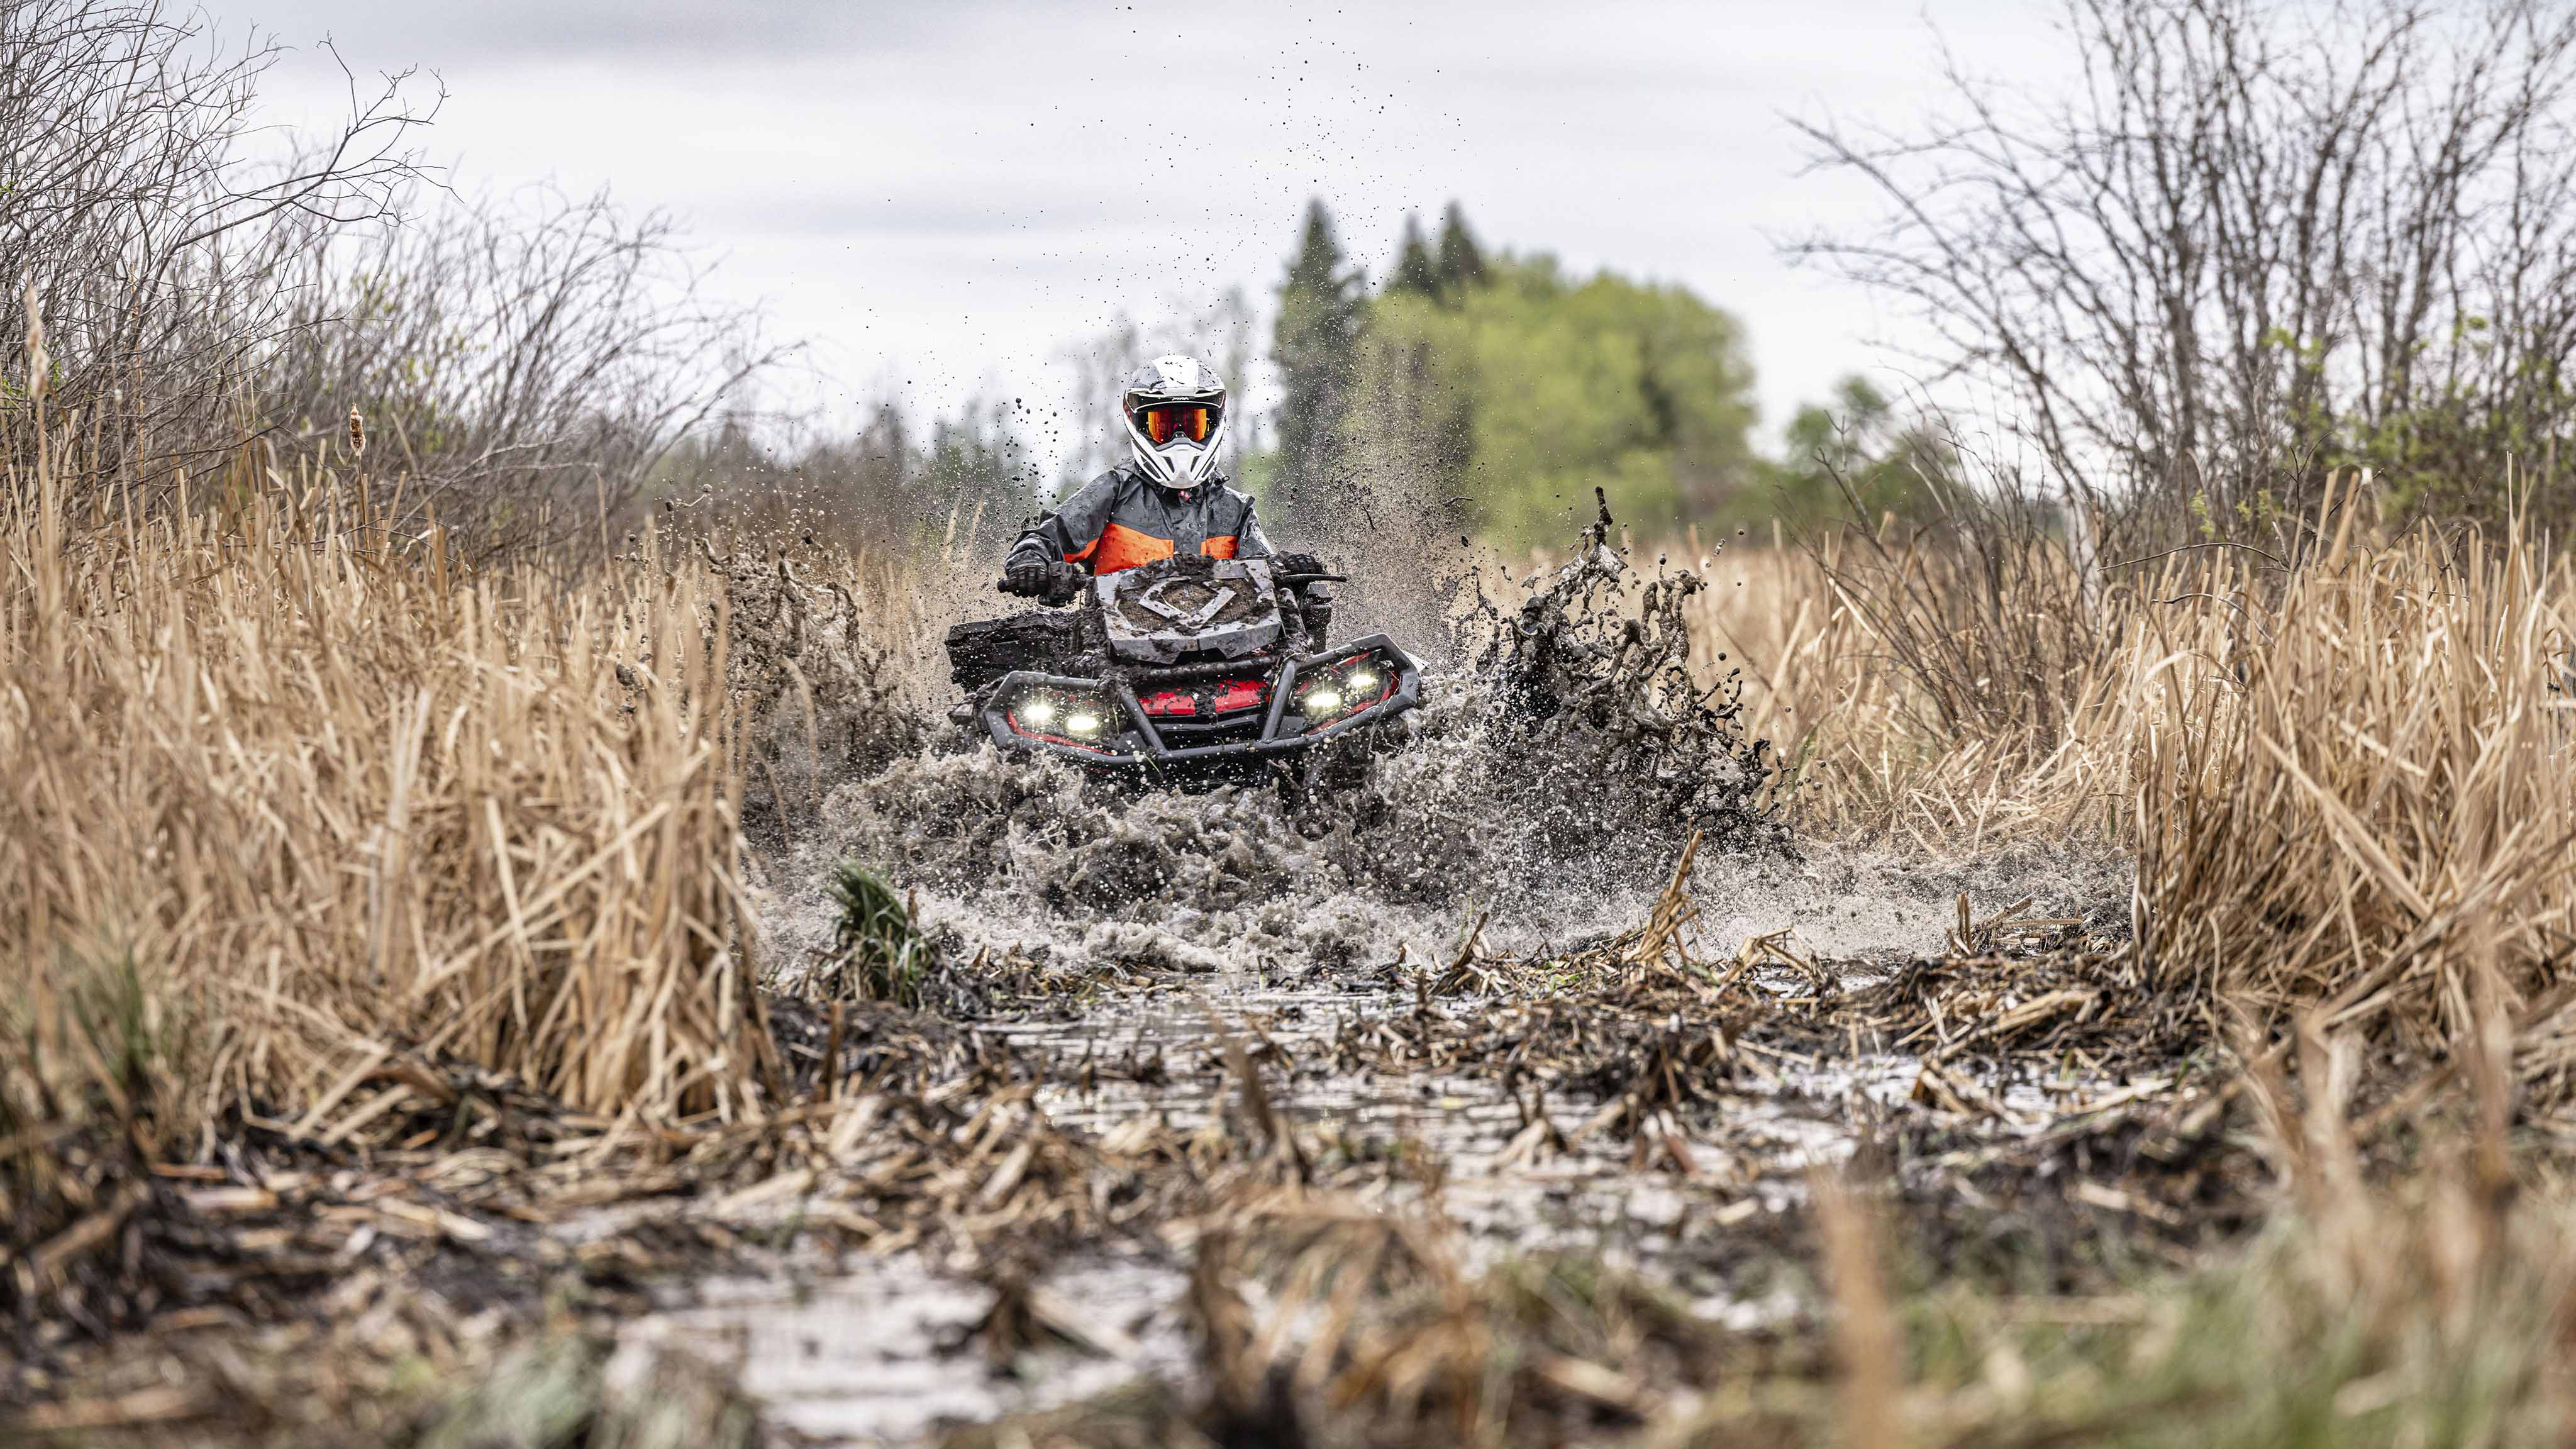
[1138,403,1216,445]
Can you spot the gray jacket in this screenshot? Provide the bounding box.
[1007,466,1272,575]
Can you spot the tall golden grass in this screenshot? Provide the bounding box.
[1690,485,2576,1094]
[2133,502,2575,1087]
[1,407,772,1238]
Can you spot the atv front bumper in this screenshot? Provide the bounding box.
[974,635,1422,768]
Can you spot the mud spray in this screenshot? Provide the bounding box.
[675,496,2141,1443]
[742,497,2127,993]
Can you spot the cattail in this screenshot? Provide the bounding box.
[347,408,367,458]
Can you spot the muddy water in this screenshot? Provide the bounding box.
[619,968,2138,1446]
[625,1255,1194,1446]
[670,543,2135,1444]
[638,837,2129,1446]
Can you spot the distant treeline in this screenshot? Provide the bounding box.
[694,205,1940,562]
[1265,201,1944,549]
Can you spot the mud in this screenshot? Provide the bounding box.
[629,896,2211,1444]
[667,523,2180,1445]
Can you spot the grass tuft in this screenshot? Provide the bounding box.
[818,862,933,1008]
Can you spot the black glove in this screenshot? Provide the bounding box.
[1001,558,1050,597]
[1002,558,1084,604]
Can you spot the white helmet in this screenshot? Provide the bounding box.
[1119,355,1230,492]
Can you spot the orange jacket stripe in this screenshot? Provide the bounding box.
[1201,535,1238,559]
[1088,521,1176,574]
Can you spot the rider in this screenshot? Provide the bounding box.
[1002,356,1328,641]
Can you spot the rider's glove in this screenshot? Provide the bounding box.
[1002,557,1084,604]
[1001,558,1052,597]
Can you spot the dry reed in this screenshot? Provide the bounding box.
[2131,499,2576,1091]
[1,408,774,1260]
[1689,480,2576,1099]
[1687,535,2133,848]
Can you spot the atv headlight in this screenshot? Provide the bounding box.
[1296,645,1406,733]
[1006,684,1123,744]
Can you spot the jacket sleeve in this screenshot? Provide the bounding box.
[1228,489,1273,558]
[1007,472,1121,569]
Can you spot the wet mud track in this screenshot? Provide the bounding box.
[635,835,2241,1446]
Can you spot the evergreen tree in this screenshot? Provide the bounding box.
[1270,199,1363,531]
[1388,214,1440,298]
[1433,202,1489,297]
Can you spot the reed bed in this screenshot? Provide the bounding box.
[0,416,773,1269]
[2131,509,2576,1084]
[1687,535,2135,850]
[1690,486,2576,1108]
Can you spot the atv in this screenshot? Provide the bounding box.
[944,552,1422,775]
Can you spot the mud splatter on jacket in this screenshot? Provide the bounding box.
[1006,465,1272,575]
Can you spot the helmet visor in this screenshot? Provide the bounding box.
[1135,402,1219,447]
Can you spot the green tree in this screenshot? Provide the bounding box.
[1753,377,1954,532]
[1387,214,1440,299]
[1433,203,1489,298]
[1270,199,1365,533]
[1352,255,1758,547]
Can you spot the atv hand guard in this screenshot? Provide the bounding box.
[979,635,1421,767]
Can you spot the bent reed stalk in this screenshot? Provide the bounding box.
[0,415,772,1225]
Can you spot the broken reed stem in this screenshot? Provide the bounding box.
[823,1000,848,1104]
[1813,1164,1901,1449]
[1629,828,1702,970]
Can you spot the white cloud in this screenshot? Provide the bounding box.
[218,0,2074,476]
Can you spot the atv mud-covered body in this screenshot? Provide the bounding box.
[945,554,1421,772]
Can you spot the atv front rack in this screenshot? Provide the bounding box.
[977,634,1422,767]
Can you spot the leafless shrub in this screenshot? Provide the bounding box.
[261,184,782,545]
[1795,0,2576,536]
[669,401,1040,565]
[0,0,437,481]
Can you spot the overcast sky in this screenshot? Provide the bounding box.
[217,0,2071,475]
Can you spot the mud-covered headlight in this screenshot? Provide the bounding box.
[1295,645,1407,733]
[988,674,1140,759]
[1007,686,1113,738]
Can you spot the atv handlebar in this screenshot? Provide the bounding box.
[1000,560,1341,603]
[1000,559,1085,604]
